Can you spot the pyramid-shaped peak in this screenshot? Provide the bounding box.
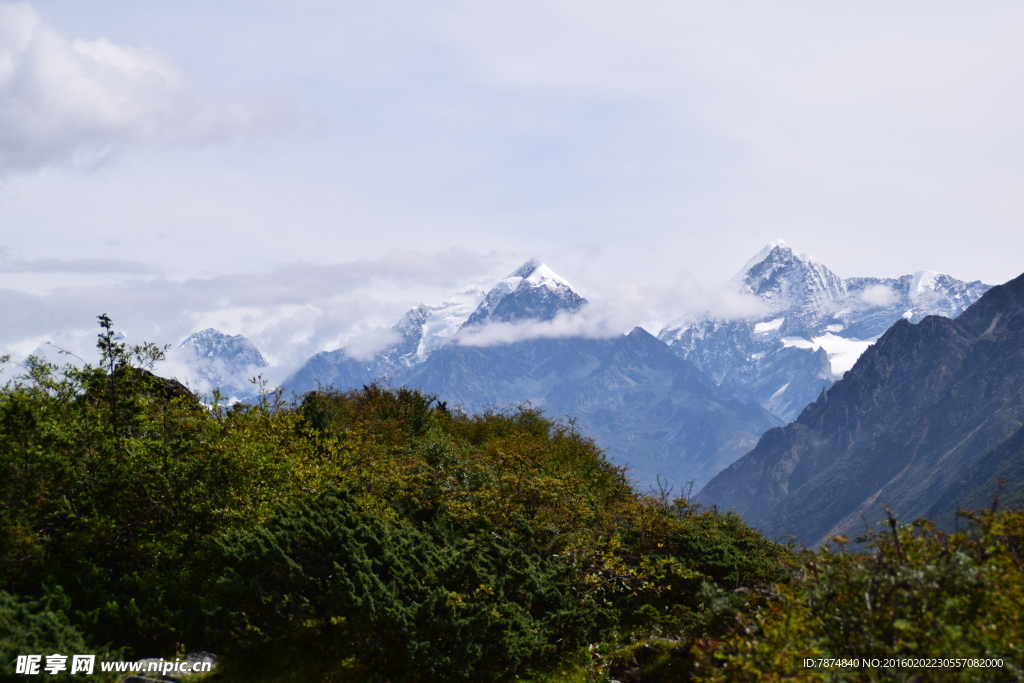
[729,240,821,287]
[509,258,544,278]
[506,259,573,289]
[462,260,584,328]
[763,237,792,253]
[726,241,846,325]
[748,239,808,266]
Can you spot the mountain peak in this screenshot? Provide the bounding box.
[178,328,268,400]
[506,259,574,289]
[759,238,794,258]
[729,239,798,287]
[696,269,1024,546]
[727,241,845,326]
[909,269,940,293]
[180,328,268,367]
[463,260,585,328]
[509,258,543,278]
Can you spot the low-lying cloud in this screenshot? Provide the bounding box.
[858,283,900,308]
[456,305,617,347]
[457,274,768,347]
[0,248,500,383]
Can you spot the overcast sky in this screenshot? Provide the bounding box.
[2,1,1022,377]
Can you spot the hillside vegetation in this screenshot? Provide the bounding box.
[0,317,1021,681]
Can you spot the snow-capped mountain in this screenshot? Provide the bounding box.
[843,270,991,338]
[282,286,488,394]
[282,259,776,492]
[463,259,586,327]
[410,286,487,361]
[178,328,268,399]
[284,261,583,395]
[660,241,990,422]
[730,239,848,334]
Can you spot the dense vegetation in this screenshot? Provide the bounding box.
[1,317,1021,681]
[695,510,1024,682]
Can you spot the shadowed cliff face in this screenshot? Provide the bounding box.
[403,327,780,493]
[696,271,1024,547]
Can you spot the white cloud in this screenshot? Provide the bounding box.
[456,305,615,347]
[0,2,287,174]
[0,248,501,382]
[457,273,768,347]
[619,274,768,333]
[858,283,899,308]
[344,326,402,362]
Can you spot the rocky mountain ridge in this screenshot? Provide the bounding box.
[659,240,990,421]
[696,270,1024,546]
[178,328,268,401]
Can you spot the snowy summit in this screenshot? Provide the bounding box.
[462,259,586,327]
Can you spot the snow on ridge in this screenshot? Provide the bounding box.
[753,317,785,333]
[910,269,939,294]
[781,332,877,376]
[488,260,574,302]
[508,258,543,279]
[415,286,486,360]
[491,276,522,299]
[522,262,574,291]
[727,238,824,290]
[729,240,788,289]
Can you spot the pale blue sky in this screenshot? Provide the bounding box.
[2,1,1022,373]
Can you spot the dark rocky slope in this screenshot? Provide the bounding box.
[404,327,780,492]
[696,271,1024,546]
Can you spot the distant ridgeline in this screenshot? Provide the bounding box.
[698,270,1024,547]
[178,245,992,495]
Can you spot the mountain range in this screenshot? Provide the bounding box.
[173,244,993,495]
[659,240,990,422]
[281,259,778,491]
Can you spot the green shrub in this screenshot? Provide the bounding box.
[694,510,1024,682]
[206,489,606,682]
[0,590,114,683]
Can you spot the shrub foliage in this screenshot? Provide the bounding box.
[0,317,1019,681]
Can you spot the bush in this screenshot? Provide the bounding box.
[694,509,1024,682]
[0,590,117,683]
[206,489,606,682]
